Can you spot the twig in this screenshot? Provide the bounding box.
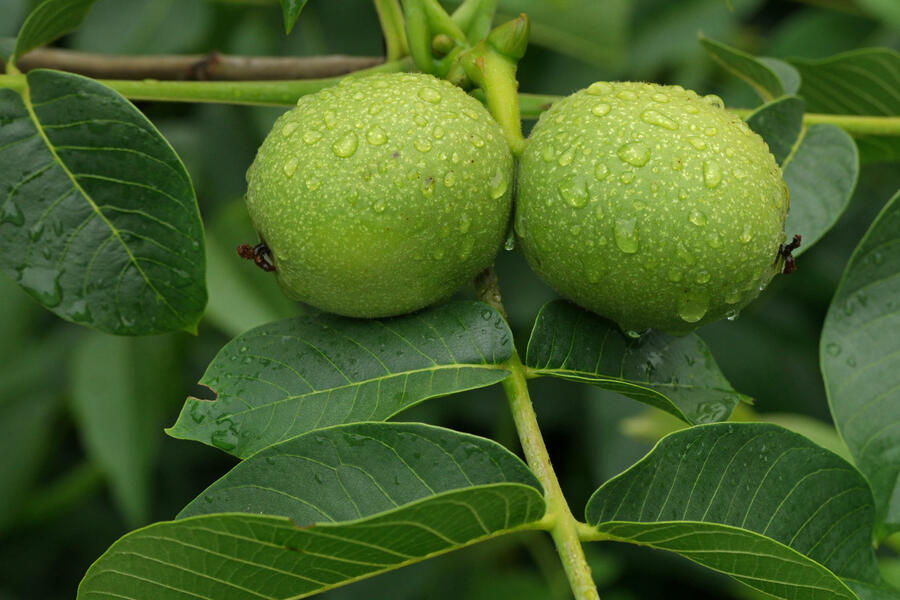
[14,47,384,80]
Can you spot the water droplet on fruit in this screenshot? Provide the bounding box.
[587,82,613,95]
[725,289,741,304]
[591,103,611,117]
[641,109,678,130]
[470,134,485,148]
[619,171,635,184]
[695,270,711,284]
[702,160,722,188]
[433,125,445,139]
[594,163,610,180]
[418,87,442,104]
[704,127,717,137]
[458,213,472,233]
[489,168,508,199]
[707,232,723,248]
[373,199,387,213]
[740,225,753,243]
[689,209,707,226]
[366,126,387,145]
[558,146,575,166]
[282,157,299,177]
[667,268,683,282]
[825,342,841,356]
[558,175,589,208]
[463,108,480,120]
[702,94,724,109]
[303,130,322,145]
[614,218,639,253]
[678,291,709,323]
[616,89,637,100]
[420,176,434,197]
[617,142,651,167]
[414,137,432,152]
[671,156,684,171]
[431,248,445,260]
[323,110,337,129]
[305,177,321,190]
[332,132,359,157]
[443,170,457,187]
[687,136,706,150]
[652,93,670,103]
[281,122,298,137]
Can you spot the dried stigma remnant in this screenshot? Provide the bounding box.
[778,234,802,275]
[237,242,276,272]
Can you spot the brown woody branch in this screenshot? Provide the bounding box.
[13,47,384,80]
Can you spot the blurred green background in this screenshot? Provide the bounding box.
[1,0,898,598]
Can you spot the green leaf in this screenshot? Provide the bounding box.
[745,96,805,165]
[79,424,545,600]
[204,199,300,338]
[525,301,745,426]
[12,0,97,63]
[586,423,883,600]
[0,70,207,335]
[744,98,859,256]
[69,332,179,526]
[821,190,900,541]
[789,48,900,164]
[280,0,310,34]
[699,35,799,101]
[168,301,513,458]
[179,422,542,520]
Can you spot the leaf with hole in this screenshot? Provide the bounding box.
[0,70,207,334]
[525,301,746,425]
[167,301,513,458]
[78,423,545,600]
[822,190,900,541]
[586,423,886,600]
[12,0,98,63]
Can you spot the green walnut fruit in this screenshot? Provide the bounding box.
[516,81,789,335]
[245,72,513,317]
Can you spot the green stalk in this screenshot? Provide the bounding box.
[0,59,411,106]
[401,0,435,73]
[374,0,409,61]
[502,353,601,600]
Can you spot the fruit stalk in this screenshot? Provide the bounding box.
[374,0,409,61]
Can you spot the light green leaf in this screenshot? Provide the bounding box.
[745,96,805,165]
[79,424,545,600]
[69,332,179,526]
[204,199,300,338]
[744,98,859,256]
[280,0,310,34]
[12,0,97,62]
[525,300,745,426]
[790,48,900,164]
[699,35,799,101]
[168,301,513,458]
[0,70,207,334]
[587,423,883,599]
[822,190,900,541]
[856,0,900,27]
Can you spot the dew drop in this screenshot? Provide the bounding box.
[282,157,299,177]
[29,221,45,241]
[433,125,445,139]
[489,168,508,199]
[586,82,613,96]
[418,87,442,104]
[305,177,321,190]
[431,248,445,260]
[740,225,753,243]
[614,218,639,253]
[726,308,739,321]
[707,232,722,248]
[652,92,670,103]
[703,161,722,188]
[846,356,857,367]
[725,289,742,304]
[332,131,359,157]
[617,142,651,167]
[443,170,457,187]
[462,108,480,120]
[689,209,707,227]
[695,270,711,284]
[825,342,841,356]
[678,291,709,323]
[558,175,589,208]
[704,127,718,137]
[732,167,747,180]
[366,126,387,145]
[641,109,678,130]
[414,137,433,152]
[703,94,725,109]
[591,103,612,117]
[420,176,435,197]
[470,134,485,148]
[616,90,637,101]
[671,156,684,171]
[281,121,298,137]
[667,268,683,282]
[414,114,428,127]
[459,213,472,233]
[211,425,239,451]
[619,171,635,184]
[324,110,337,129]
[594,163,610,180]
[373,199,387,213]
[303,130,322,145]
[541,144,556,162]
[687,136,707,151]
[368,103,383,115]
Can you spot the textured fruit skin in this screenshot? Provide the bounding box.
[516,81,788,335]
[245,72,513,317]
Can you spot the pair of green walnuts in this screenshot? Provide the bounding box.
[245,72,788,335]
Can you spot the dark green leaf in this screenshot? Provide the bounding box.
[699,35,799,101]
[69,332,179,526]
[179,422,542,520]
[204,199,300,338]
[790,48,900,164]
[168,301,513,458]
[79,424,545,600]
[744,98,859,256]
[0,70,207,334]
[12,0,97,62]
[280,0,310,34]
[822,190,900,541]
[586,423,882,599]
[525,301,745,426]
[745,96,805,165]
